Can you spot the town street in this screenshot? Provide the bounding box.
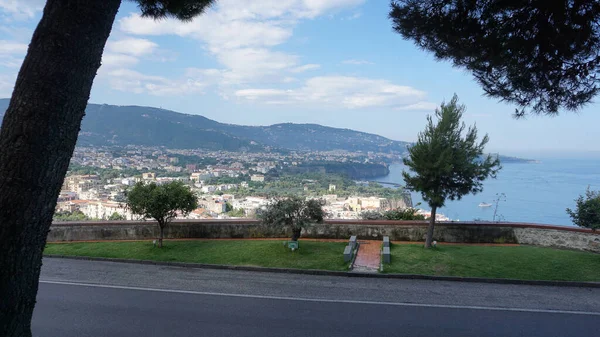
[33,258,600,337]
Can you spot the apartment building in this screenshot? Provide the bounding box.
[62,175,100,194]
[80,201,136,220]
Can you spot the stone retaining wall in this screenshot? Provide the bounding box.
[48,220,600,253]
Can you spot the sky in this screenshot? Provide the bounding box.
[1,0,599,157]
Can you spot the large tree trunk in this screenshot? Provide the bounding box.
[291,227,302,241]
[0,1,121,336]
[424,206,437,248]
[158,224,165,248]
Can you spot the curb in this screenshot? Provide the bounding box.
[348,242,359,270]
[44,255,600,289]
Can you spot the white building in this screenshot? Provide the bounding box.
[250,174,265,182]
[198,198,227,214]
[80,201,137,220]
[62,175,100,194]
[142,172,156,180]
[190,172,211,182]
[78,189,100,201]
[121,177,137,186]
[201,185,217,193]
[231,196,269,213]
[347,196,388,212]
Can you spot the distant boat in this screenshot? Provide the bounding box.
[478,202,492,208]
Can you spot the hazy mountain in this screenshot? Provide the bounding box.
[0,99,410,153]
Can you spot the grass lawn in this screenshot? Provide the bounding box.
[44,240,349,271]
[384,244,600,282]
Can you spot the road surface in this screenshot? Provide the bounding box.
[33,258,600,337]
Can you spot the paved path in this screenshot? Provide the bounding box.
[352,240,381,273]
[33,258,600,337]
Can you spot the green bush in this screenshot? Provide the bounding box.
[567,187,600,230]
[53,210,89,222]
[361,208,425,221]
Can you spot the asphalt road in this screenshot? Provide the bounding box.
[32,258,600,337]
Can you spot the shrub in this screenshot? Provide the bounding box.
[566,187,600,231]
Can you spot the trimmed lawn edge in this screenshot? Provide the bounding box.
[44,254,600,288]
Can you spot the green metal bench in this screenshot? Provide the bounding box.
[283,241,299,251]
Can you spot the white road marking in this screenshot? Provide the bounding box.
[39,279,600,316]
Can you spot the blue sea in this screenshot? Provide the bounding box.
[375,158,600,226]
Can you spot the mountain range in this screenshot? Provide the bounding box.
[0,99,410,153]
[0,99,534,164]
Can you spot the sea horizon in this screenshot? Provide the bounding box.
[375,157,600,226]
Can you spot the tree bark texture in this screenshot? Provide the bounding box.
[291,227,302,241]
[158,224,165,248]
[0,0,121,336]
[425,206,437,248]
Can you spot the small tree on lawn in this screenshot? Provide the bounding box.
[126,181,197,247]
[403,95,501,248]
[566,187,600,231]
[260,197,325,241]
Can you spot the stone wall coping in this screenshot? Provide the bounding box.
[51,219,599,235]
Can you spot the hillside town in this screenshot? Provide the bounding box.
[70,145,400,171]
[56,146,449,222]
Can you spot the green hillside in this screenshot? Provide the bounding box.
[0,99,410,153]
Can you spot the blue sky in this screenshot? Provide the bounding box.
[1,0,599,157]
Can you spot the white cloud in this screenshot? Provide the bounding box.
[234,76,432,109]
[106,38,158,57]
[235,88,288,100]
[395,102,439,111]
[101,53,139,69]
[0,40,27,54]
[183,49,301,86]
[118,14,294,85]
[0,73,15,97]
[0,40,27,68]
[119,0,366,85]
[0,26,33,40]
[119,12,291,49]
[0,55,22,68]
[299,0,365,18]
[290,64,320,73]
[103,68,206,96]
[342,59,373,65]
[106,0,433,107]
[100,37,172,74]
[0,0,44,20]
[344,12,362,20]
[218,48,297,74]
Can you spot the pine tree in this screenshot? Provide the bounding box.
[390,0,600,116]
[0,1,214,336]
[402,95,501,248]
